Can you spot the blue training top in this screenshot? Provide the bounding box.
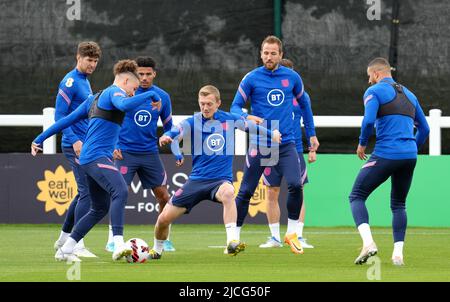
[55,68,92,147]
[116,85,173,153]
[231,65,313,146]
[34,86,161,164]
[359,77,430,160]
[164,110,272,182]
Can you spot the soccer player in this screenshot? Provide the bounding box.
[259,58,319,249]
[148,85,281,259]
[231,36,318,254]
[32,59,162,262]
[350,58,429,266]
[105,56,176,253]
[53,41,101,258]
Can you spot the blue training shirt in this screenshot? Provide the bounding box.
[34,86,161,164]
[231,65,309,146]
[359,77,430,160]
[117,85,173,153]
[164,110,272,182]
[55,68,92,147]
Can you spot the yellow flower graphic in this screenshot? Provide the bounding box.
[36,165,77,216]
[233,171,268,217]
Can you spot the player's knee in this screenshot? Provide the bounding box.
[157,212,171,227]
[113,186,128,204]
[391,200,406,210]
[287,181,302,193]
[218,184,235,203]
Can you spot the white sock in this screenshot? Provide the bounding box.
[297,221,304,238]
[107,225,113,244]
[393,241,404,258]
[75,238,85,249]
[61,237,77,254]
[153,239,165,254]
[286,218,298,235]
[357,223,374,247]
[167,224,171,241]
[113,235,124,248]
[236,226,241,241]
[268,223,281,242]
[225,223,237,244]
[58,231,70,243]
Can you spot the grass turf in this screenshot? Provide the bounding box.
[0,224,449,282]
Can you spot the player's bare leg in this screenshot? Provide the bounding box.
[215,182,246,256]
[260,186,283,248]
[149,204,185,259]
[153,185,176,252]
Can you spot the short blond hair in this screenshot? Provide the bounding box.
[261,35,283,53]
[198,85,221,102]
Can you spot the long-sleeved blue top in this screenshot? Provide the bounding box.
[55,68,92,147]
[116,85,173,153]
[164,110,273,181]
[359,77,430,159]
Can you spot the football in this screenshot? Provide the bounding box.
[125,238,149,263]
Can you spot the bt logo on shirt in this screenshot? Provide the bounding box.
[134,110,152,127]
[206,133,225,153]
[267,89,285,106]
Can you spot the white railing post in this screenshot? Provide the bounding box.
[429,109,442,156]
[42,107,56,154]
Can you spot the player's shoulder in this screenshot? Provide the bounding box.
[151,85,170,99]
[59,69,79,89]
[399,84,418,104]
[241,68,260,82]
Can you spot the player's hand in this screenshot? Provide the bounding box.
[72,140,83,158]
[247,115,264,125]
[151,100,162,111]
[113,149,123,160]
[308,151,317,163]
[176,157,184,167]
[357,144,367,160]
[31,142,42,156]
[159,135,173,147]
[309,136,320,152]
[272,129,282,143]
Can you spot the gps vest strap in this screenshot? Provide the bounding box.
[88,90,125,125]
[377,81,415,119]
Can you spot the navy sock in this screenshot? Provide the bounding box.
[391,200,407,242]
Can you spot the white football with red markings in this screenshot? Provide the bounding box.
[125,238,149,263]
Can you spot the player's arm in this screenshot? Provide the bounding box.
[298,92,319,152]
[231,114,281,143]
[160,95,173,133]
[357,92,379,160]
[230,75,263,124]
[32,98,91,155]
[160,118,191,164]
[55,84,82,146]
[111,90,161,112]
[414,101,430,148]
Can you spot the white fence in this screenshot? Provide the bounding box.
[0,108,449,155]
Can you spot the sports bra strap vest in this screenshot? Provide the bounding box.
[88,90,125,125]
[377,81,415,119]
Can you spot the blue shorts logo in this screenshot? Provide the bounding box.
[267,89,285,106]
[134,110,152,127]
[206,134,225,152]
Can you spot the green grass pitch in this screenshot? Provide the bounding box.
[1,224,449,282]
